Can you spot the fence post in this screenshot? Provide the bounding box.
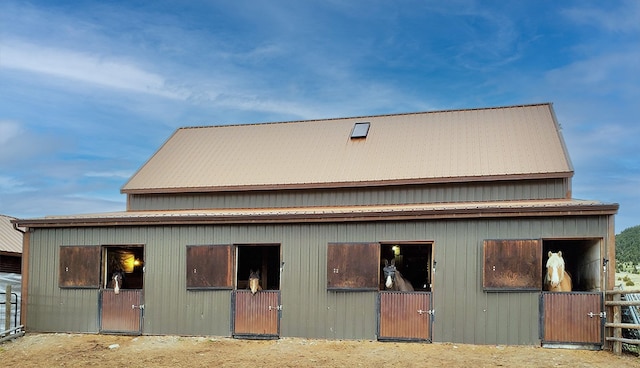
[4,285,11,332]
[613,293,622,355]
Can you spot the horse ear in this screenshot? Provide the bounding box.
[558,251,562,257]
[384,259,389,267]
[390,259,395,266]
[548,251,552,258]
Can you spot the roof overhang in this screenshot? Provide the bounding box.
[13,199,617,229]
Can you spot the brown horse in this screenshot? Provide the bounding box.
[544,251,572,292]
[383,259,414,291]
[248,270,262,295]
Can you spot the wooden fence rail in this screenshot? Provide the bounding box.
[605,290,640,355]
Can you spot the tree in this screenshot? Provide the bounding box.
[616,225,640,264]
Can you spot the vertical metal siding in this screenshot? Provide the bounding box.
[26,215,611,345]
[128,179,567,211]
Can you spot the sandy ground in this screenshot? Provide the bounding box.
[2,274,639,367]
[1,333,639,368]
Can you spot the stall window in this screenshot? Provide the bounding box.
[186,245,234,289]
[483,239,542,291]
[327,242,379,291]
[59,246,101,288]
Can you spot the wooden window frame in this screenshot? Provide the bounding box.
[59,245,101,288]
[482,239,542,292]
[186,244,234,290]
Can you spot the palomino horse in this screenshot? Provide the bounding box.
[248,270,262,295]
[110,270,125,295]
[383,259,414,291]
[544,251,572,292]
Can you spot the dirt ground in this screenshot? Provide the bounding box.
[1,333,639,368]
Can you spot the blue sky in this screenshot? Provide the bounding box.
[0,1,638,233]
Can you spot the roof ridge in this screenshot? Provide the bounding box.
[179,102,553,130]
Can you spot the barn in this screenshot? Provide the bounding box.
[13,103,618,347]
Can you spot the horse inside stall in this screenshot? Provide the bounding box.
[110,269,125,295]
[544,251,572,292]
[248,270,262,295]
[383,259,414,291]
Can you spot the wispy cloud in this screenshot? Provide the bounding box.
[1,39,187,99]
[563,0,640,33]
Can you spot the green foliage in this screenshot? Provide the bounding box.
[627,280,635,286]
[616,225,640,264]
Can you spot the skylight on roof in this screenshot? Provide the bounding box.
[351,122,370,139]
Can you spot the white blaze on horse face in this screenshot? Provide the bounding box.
[249,278,259,295]
[385,275,393,288]
[546,253,564,287]
[113,276,120,294]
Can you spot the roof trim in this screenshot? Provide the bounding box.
[121,171,573,195]
[13,200,618,228]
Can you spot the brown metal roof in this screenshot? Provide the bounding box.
[13,199,617,228]
[121,103,573,194]
[0,214,23,254]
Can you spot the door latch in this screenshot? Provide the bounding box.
[587,311,605,318]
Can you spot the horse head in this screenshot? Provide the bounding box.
[112,270,124,295]
[249,270,262,295]
[545,251,566,289]
[383,259,397,289]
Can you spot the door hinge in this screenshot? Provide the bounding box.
[269,305,283,311]
[417,309,434,316]
[132,304,145,310]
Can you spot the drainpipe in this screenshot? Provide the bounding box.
[12,222,25,234]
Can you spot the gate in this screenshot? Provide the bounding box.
[540,292,604,348]
[378,291,432,341]
[232,290,280,339]
[100,289,143,334]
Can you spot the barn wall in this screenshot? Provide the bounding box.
[127,178,569,211]
[26,214,612,345]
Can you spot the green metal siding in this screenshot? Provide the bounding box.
[127,178,569,211]
[26,214,611,344]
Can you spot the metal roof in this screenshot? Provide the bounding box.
[0,215,22,254]
[121,103,573,194]
[13,199,618,228]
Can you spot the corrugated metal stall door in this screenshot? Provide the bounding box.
[541,292,603,346]
[378,291,432,341]
[233,290,280,339]
[100,289,143,334]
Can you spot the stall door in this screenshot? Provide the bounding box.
[233,290,280,339]
[378,291,432,341]
[540,292,603,347]
[100,289,143,334]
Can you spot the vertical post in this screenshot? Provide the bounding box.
[613,293,622,355]
[4,285,11,332]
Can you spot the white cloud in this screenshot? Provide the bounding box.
[563,1,640,33]
[1,39,188,100]
[0,175,28,193]
[84,170,133,179]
